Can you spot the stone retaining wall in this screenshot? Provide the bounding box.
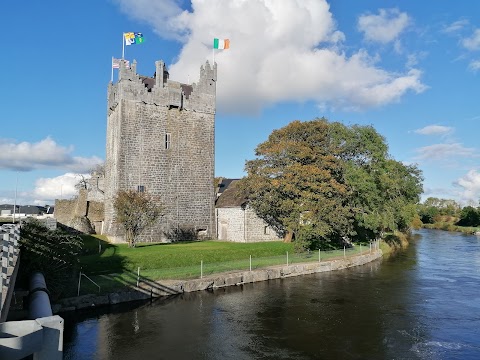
[54,250,383,313]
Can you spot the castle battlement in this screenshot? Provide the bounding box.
[108,60,217,115]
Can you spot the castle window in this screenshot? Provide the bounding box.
[264,226,270,235]
[137,185,145,193]
[165,133,171,149]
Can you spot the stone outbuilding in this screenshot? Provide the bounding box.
[215,179,282,242]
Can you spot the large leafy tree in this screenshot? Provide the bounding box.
[242,118,423,249]
[114,190,164,247]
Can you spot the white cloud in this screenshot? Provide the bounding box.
[442,19,469,34]
[415,143,477,161]
[357,8,410,44]
[33,173,88,203]
[0,137,103,172]
[462,29,480,51]
[454,170,480,204]
[414,125,454,135]
[115,0,426,113]
[468,59,480,72]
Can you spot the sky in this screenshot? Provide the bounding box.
[1,0,480,206]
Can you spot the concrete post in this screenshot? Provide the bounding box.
[34,316,64,360]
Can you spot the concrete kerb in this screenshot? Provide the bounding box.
[53,250,383,313]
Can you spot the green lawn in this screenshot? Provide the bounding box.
[80,235,295,274]
[77,235,370,295]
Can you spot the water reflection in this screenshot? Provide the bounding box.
[64,230,480,359]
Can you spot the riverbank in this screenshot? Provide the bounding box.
[53,248,383,313]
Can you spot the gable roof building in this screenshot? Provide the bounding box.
[215,179,281,242]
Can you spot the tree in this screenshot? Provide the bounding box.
[242,118,423,250]
[113,189,164,247]
[19,219,83,299]
[456,206,480,227]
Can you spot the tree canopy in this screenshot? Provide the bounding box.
[242,118,423,250]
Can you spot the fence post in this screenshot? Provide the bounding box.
[319,249,321,263]
[360,244,362,254]
[249,255,252,272]
[370,242,372,253]
[137,267,140,287]
[77,270,82,296]
[286,251,289,266]
[200,260,203,279]
[343,246,346,259]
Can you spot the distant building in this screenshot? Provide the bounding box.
[215,179,282,242]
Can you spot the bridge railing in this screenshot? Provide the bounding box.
[0,225,21,318]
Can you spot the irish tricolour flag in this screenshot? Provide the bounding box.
[213,38,230,50]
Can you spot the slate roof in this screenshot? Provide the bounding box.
[215,179,248,208]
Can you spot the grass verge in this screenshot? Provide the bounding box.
[77,236,373,295]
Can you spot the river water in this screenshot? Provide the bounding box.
[63,229,480,359]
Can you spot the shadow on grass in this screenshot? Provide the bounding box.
[136,240,203,248]
[79,235,125,275]
[77,266,185,298]
[77,236,185,298]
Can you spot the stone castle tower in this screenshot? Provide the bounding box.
[104,59,216,242]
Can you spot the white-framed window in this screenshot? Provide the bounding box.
[264,226,270,235]
[165,133,171,149]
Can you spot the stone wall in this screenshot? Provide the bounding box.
[104,60,216,242]
[54,189,104,234]
[216,207,281,242]
[53,199,76,226]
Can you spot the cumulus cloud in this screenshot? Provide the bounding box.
[415,143,477,161]
[414,125,454,136]
[357,8,410,44]
[0,137,103,172]
[454,170,480,204]
[33,173,88,203]
[115,0,426,113]
[462,29,480,51]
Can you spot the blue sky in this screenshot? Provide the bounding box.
[1,0,480,206]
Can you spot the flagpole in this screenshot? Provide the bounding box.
[111,57,114,82]
[122,33,125,59]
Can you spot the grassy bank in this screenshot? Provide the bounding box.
[77,236,371,295]
[422,222,479,234]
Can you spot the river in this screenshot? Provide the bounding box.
[63,229,480,359]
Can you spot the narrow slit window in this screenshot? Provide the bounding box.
[165,133,171,149]
[137,185,145,193]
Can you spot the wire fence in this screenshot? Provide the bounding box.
[78,241,380,295]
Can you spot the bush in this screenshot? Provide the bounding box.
[164,227,198,242]
[19,219,83,299]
